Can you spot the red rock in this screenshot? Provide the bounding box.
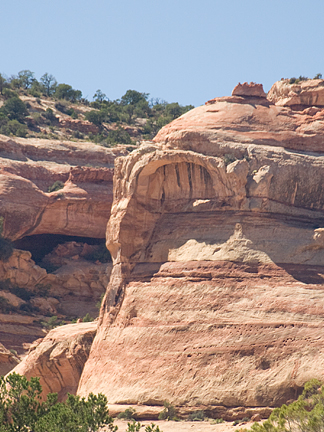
[10,322,97,401]
[0,135,126,240]
[59,118,99,134]
[78,80,324,415]
[232,82,266,98]
[268,78,324,107]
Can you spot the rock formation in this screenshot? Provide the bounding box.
[77,80,324,418]
[11,322,96,400]
[0,134,123,362]
[0,134,127,240]
[0,245,111,354]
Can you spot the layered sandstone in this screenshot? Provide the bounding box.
[0,134,127,240]
[11,322,96,400]
[78,81,324,418]
[0,135,121,363]
[0,245,111,354]
[268,78,324,108]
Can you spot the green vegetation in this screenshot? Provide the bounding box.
[47,181,64,193]
[187,410,205,421]
[125,421,141,432]
[41,315,66,330]
[117,407,137,421]
[211,418,224,424]
[288,74,323,84]
[223,153,237,166]
[243,379,324,432]
[158,401,177,421]
[0,372,117,432]
[0,70,193,144]
[144,425,162,432]
[82,313,94,322]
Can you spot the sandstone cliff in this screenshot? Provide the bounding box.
[0,135,127,240]
[0,135,123,361]
[77,80,324,417]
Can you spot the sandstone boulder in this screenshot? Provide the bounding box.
[10,322,97,400]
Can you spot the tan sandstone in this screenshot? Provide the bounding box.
[10,322,97,400]
[0,135,127,240]
[77,80,324,418]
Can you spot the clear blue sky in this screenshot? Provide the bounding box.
[1,0,324,107]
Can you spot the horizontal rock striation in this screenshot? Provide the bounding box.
[78,80,324,416]
[0,135,127,240]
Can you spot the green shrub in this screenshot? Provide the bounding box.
[82,313,94,322]
[187,410,205,421]
[0,96,28,122]
[55,84,82,102]
[43,108,57,121]
[2,88,18,100]
[126,421,141,432]
[54,100,69,113]
[72,130,83,139]
[101,127,132,146]
[145,424,162,432]
[48,181,64,193]
[243,379,324,432]
[85,110,104,126]
[0,119,28,137]
[41,315,65,329]
[212,418,224,424]
[118,407,137,420]
[96,292,105,310]
[0,373,117,432]
[158,401,177,421]
[223,154,237,166]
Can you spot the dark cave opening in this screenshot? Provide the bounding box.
[13,234,106,264]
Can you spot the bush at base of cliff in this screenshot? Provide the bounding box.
[243,379,324,432]
[158,401,177,421]
[0,372,117,432]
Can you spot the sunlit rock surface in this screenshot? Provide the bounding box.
[78,81,324,417]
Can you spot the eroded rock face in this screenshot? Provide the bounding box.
[232,82,267,98]
[78,80,324,416]
[268,78,324,108]
[0,245,111,355]
[10,322,96,400]
[0,135,127,240]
